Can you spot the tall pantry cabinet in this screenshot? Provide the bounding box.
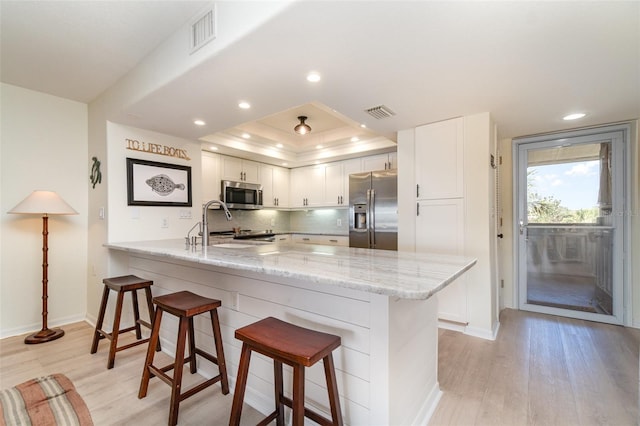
[398,113,499,339]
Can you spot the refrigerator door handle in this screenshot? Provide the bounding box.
[370,189,376,248]
[366,189,372,247]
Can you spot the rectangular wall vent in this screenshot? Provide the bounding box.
[190,7,216,54]
[364,105,396,120]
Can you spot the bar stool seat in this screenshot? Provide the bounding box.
[138,290,229,426]
[229,317,343,426]
[90,275,160,369]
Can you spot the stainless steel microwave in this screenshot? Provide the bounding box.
[221,180,263,209]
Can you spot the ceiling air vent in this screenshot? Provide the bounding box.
[364,105,396,120]
[190,7,216,54]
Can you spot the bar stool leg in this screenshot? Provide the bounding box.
[229,344,252,426]
[144,286,161,352]
[90,285,110,354]
[139,308,163,398]
[210,309,229,394]
[187,317,197,374]
[169,316,189,426]
[107,290,125,369]
[323,354,343,426]
[131,290,142,339]
[291,364,306,426]
[273,360,285,426]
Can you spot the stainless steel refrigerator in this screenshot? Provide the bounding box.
[349,169,398,250]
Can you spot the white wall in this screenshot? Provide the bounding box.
[106,123,201,243]
[0,83,88,338]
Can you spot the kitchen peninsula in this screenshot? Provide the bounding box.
[106,239,476,425]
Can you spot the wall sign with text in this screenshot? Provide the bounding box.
[125,138,191,160]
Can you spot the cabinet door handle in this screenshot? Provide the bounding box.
[303,238,310,241]
[416,184,420,198]
[329,239,338,243]
[417,202,420,216]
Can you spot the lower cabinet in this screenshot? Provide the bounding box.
[292,234,349,246]
[415,199,467,324]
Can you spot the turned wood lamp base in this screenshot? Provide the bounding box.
[24,327,65,344]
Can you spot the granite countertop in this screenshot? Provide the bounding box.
[105,239,476,300]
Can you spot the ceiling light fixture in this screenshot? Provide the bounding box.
[194,119,206,126]
[563,113,586,120]
[350,137,359,142]
[306,72,321,82]
[276,143,283,148]
[316,145,323,149]
[241,133,251,139]
[210,146,218,151]
[294,116,311,135]
[238,101,251,109]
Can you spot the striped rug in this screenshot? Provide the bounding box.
[0,374,93,426]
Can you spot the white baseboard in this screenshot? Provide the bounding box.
[438,318,501,341]
[0,314,87,339]
[411,382,443,426]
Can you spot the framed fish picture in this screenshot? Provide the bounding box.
[126,158,192,206]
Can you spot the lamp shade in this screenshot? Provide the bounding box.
[8,190,78,215]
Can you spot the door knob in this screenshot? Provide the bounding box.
[497,233,504,239]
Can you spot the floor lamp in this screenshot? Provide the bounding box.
[8,190,78,344]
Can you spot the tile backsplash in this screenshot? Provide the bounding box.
[206,208,349,235]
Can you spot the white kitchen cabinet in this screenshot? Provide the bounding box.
[260,164,290,208]
[290,165,326,207]
[415,118,463,199]
[362,152,397,172]
[221,155,259,183]
[324,158,361,206]
[398,113,497,338]
[202,151,221,202]
[292,234,349,246]
[416,199,467,323]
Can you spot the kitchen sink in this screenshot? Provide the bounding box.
[212,243,255,248]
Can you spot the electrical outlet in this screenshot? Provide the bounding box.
[161,218,169,228]
[337,218,342,227]
[230,291,239,311]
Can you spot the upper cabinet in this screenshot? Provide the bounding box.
[202,151,221,202]
[260,164,290,208]
[290,165,326,207]
[221,156,259,183]
[415,118,463,199]
[362,152,397,172]
[324,158,361,206]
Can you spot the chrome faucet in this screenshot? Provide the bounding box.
[202,200,233,246]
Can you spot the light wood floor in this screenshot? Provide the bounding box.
[430,309,640,426]
[1,309,639,425]
[0,322,265,425]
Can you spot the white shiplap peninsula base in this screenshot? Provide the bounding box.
[106,239,476,425]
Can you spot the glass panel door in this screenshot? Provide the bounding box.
[515,128,626,324]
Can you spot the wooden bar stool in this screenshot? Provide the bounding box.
[229,317,343,426]
[90,275,160,369]
[138,291,229,426]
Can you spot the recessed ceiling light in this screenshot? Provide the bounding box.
[238,101,251,109]
[241,133,251,139]
[194,119,206,126]
[360,124,367,128]
[281,162,288,166]
[350,137,359,142]
[306,72,321,82]
[316,145,323,149]
[563,113,586,120]
[210,146,218,151]
[276,143,283,148]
